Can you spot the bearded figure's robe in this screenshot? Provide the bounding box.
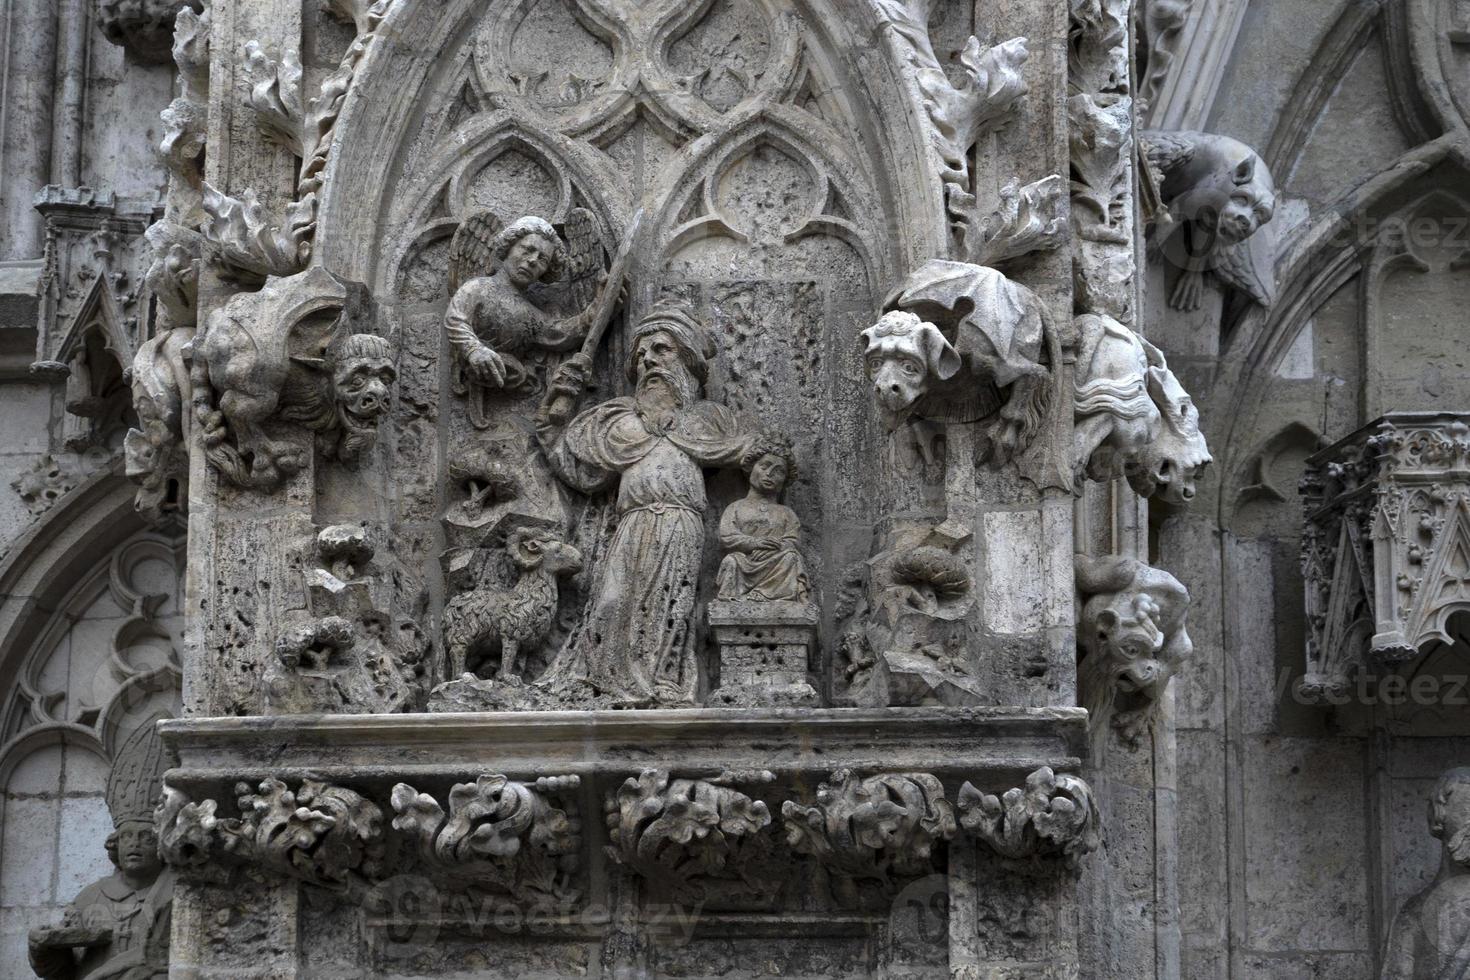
[539,397,750,705]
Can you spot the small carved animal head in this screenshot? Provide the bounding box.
[860,311,960,415]
[1128,364,1211,504]
[1164,135,1277,246]
[507,527,584,577]
[1090,593,1168,693]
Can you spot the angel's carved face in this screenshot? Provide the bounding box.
[504,233,557,287]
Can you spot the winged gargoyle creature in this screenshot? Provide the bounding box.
[1143,129,1278,311]
[192,266,396,491]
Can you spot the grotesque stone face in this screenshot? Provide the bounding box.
[1128,364,1211,504]
[860,311,960,417]
[334,340,397,437]
[1093,595,1167,693]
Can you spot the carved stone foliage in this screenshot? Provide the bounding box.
[157,777,386,890]
[782,770,956,906]
[605,769,776,903]
[874,260,1069,487]
[390,774,582,903]
[973,175,1069,269]
[95,0,203,64]
[958,766,1101,868]
[159,5,209,190]
[1072,312,1212,503]
[1076,554,1193,746]
[1300,414,1470,702]
[1143,129,1279,311]
[201,1,396,282]
[873,0,1030,240]
[191,267,396,491]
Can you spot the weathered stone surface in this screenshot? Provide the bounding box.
[0,0,1452,977]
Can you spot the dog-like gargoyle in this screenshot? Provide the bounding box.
[192,266,396,491]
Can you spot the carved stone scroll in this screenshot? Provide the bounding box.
[781,770,956,905]
[604,769,775,903]
[957,767,1101,868]
[157,778,386,889]
[390,774,582,903]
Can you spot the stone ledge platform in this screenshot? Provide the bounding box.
[159,705,1089,790]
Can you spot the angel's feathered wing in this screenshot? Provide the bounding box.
[448,210,504,294]
[559,207,606,315]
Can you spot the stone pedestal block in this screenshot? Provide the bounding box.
[707,600,819,707]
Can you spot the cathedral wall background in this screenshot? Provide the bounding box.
[0,0,1465,977]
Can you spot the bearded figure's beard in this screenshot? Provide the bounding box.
[636,367,699,410]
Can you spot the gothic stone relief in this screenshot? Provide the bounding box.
[838,527,981,707]
[157,776,385,890]
[1382,768,1470,978]
[390,774,582,905]
[873,0,1031,243]
[958,765,1102,869]
[191,267,396,491]
[29,723,175,980]
[1076,554,1194,746]
[605,769,777,904]
[871,260,1067,485]
[1072,312,1212,502]
[262,525,426,715]
[1143,129,1279,311]
[1300,414,1470,702]
[782,770,956,909]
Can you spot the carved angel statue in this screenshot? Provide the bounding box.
[716,433,812,603]
[444,209,612,427]
[1143,129,1278,311]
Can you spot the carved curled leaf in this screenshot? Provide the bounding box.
[244,41,305,156]
[974,175,1069,266]
[390,774,582,901]
[1069,94,1132,245]
[160,97,207,186]
[605,769,773,899]
[172,5,210,95]
[158,777,384,888]
[781,770,955,888]
[958,767,1100,868]
[1069,0,1129,96]
[200,183,316,281]
[156,782,220,870]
